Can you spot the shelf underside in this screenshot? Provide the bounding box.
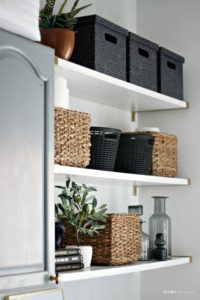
[59,257,191,282]
[54,165,189,186]
[56,60,188,112]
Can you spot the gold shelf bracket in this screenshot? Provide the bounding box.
[133,185,138,196]
[50,274,60,284]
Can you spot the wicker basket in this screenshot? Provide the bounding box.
[64,214,141,266]
[71,15,128,81]
[55,108,91,167]
[115,133,154,175]
[135,131,177,177]
[89,127,121,171]
[127,32,159,91]
[158,47,184,100]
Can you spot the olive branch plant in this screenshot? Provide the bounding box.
[40,0,91,30]
[55,178,108,247]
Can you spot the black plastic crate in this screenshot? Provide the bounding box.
[158,47,185,100]
[127,33,159,91]
[88,127,121,171]
[115,134,154,175]
[71,15,128,81]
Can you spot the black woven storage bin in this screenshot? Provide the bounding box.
[115,134,154,175]
[127,33,159,91]
[71,15,128,81]
[158,47,185,100]
[89,127,121,171]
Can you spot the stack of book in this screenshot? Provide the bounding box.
[55,247,84,272]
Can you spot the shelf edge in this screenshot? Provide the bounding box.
[59,256,191,283]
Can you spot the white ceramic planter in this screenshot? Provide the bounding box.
[79,246,93,268]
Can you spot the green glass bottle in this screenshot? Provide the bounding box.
[149,197,171,259]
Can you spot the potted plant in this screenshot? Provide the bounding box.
[55,178,108,267]
[40,0,91,60]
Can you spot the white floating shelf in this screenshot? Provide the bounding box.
[59,257,191,282]
[54,165,189,186]
[55,59,188,112]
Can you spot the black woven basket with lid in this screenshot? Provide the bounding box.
[89,127,121,171]
[71,15,128,81]
[158,47,185,100]
[127,32,159,91]
[115,133,154,175]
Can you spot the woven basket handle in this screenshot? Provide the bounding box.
[105,33,117,44]
[130,137,154,145]
[167,61,177,70]
[138,47,149,58]
[148,138,154,145]
[104,131,119,141]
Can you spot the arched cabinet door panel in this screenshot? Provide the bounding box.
[0,30,54,291]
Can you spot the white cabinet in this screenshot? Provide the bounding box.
[53,59,191,283]
[0,29,54,291]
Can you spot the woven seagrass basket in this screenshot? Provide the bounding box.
[64,214,141,266]
[135,131,177,177]
[55,108,91,167]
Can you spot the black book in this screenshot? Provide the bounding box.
[55,247,81,257]
[56,262,84,272]
[55,254,83,265]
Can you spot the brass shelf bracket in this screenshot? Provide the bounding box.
[50,274,60,284]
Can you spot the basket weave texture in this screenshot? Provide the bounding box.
[127,32,159,91]
[71,15,128,81]
[115,133,154,175]
[64,214,141,266]
[136,131,177,177]
[89,127,121,171]
[158,47,184,100]
[55,108,91,167]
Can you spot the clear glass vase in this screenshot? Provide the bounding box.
[128,205,150,261]
[149,197,171,258]
[140,221,150,261]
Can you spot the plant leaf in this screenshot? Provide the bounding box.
[83,204,89,214]
[57,203,67,214]
[99,204,107,209]
[58,0,68,15]
[86,228,94,236]
[55,185,64,189]
[40,0,56,17]
[98,208,108,215]
[66,178,70,188]
[55,204,59,216]
[82,186,97,204]
[92,197,97,208]
[80,227,87,234]
[70,0,80,12]
[83,220,93,228]
[70,5,92,17]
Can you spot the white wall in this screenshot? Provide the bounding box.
[40,0,137,31]
[137,0,200,299]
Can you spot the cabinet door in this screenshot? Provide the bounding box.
[0,30,54,290]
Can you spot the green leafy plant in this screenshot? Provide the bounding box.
[40,0,91,30]
[55,178,108,246]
